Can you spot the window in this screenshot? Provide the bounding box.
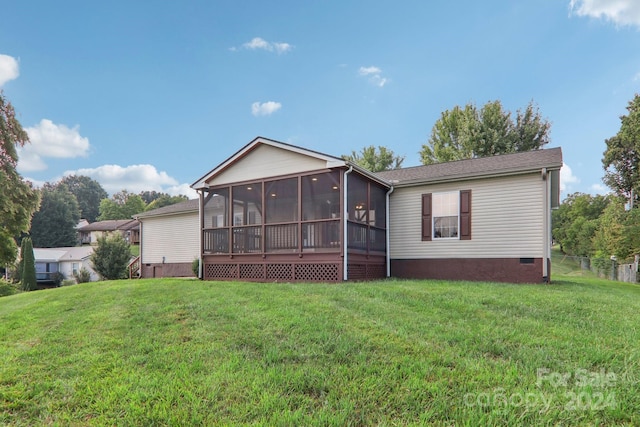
[433,191,459,238]
[422,190,471,241]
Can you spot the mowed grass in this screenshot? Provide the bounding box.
[1,275,639,425]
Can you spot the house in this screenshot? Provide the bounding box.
[133,199,200,278]
[33,246,99,283]
[376,148,562,283]
[78,219,140,246]
[138,136,562,283]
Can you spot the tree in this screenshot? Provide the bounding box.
[342,145,405,172]
[98,190,147,220]
[20,237,36,291]
[60,175,108,222]
[30,183,81,247]
[0,92,41,266]
[420,100,551,164]
[91,234,131,280]
[552,192,610,256]
[145,194,188,211]
[602,94,640,204]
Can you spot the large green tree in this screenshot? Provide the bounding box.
[91,234,131,280]
[98,190,147,220]
[0,92,40,265]
[552,192,610,256]
[30,183,81,248]
[342,145,405,172]
[145,194,188,211]
[60,175,108,222]
[602,94,640,204]
[420,100,551,164]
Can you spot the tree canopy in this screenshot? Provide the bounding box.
[98,190,147,220]
[0,92,40,265]
[602,94,640,204]
[420,100,551,165]
[30,183,81,248]
[60,175,108,222]
[342,145,405,172]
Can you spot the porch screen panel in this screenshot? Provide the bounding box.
[204,187,230,253]
[264,178,298,252]
[232,183,262,253]
[302,171,341,221]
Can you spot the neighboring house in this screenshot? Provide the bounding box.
[78,219,140,245]
[33,246,99,283]
[133,199,200,278]
[139,136,562,283]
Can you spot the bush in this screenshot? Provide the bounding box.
[73,267,92,283]
[0,278,18,297]
[91,234,131,280]
[192,258,200,277]
[51,271,65,287]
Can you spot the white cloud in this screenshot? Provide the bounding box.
[63,164,194,196]
[237,37,293,54]
[0,54,19,86]
[590,183,610,194]
[560,163,580,193]
[251,101,282,116]
[570,0,640,27]
[358,66,389,87]
[18,119,90,172]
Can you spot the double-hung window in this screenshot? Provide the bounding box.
[422,190,471,241]
[433,191,459,239]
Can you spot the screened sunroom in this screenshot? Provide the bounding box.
[192,137,391,282]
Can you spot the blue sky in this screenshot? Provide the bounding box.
[1,0,639,198]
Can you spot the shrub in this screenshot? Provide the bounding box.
[73,267,92,283]
[192,258,200,277]
[0,278,18,297]
[51,271,65,287]
[91,234,131,280]
[21,237,36,291]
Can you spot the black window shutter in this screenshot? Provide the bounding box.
[460,190,471,240]
[421,193,432,241]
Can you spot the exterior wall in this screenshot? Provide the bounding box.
[389,173,545,259]
[141,262,193,278]
[391,258,546,284]
[388,173,548,283]
[208,144,329,186]
[140,211,199,278]
[59,259,99,282]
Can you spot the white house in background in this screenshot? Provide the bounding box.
[33,246,99,283]
[133,199,200,278]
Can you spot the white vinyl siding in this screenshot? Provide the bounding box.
[209,144,329,186]
[389,173,545,258]
[141,212,199,264]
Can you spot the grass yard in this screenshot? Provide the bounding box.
[1,274,639,425]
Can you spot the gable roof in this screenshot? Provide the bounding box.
[375,147,563,187]
[134,199,199,219]
[78,219,139,232]
[34,246,94,262]
[191,136,389,190]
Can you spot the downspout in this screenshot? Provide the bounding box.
[343,166,353,281]
[541,168,549,282]
[385,185,394,277]
[198,189,204,280]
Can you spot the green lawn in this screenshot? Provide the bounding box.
[1,274,639,425]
